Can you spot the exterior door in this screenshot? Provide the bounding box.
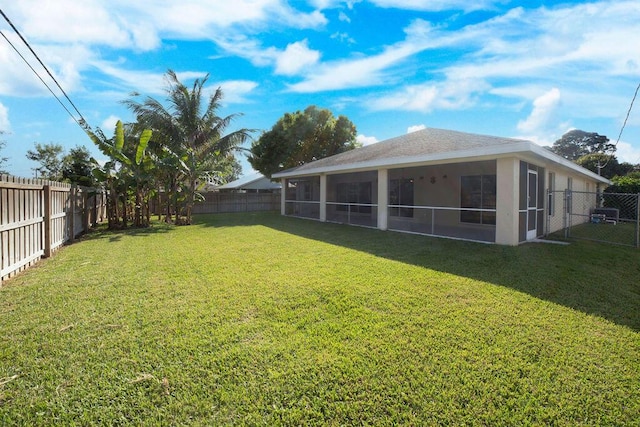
[527,170,538,240]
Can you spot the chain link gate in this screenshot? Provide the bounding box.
[546,190,640,248]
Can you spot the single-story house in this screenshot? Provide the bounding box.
[272,127,611,245]
[216,172,281,193]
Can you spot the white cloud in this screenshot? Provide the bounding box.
[374,84,438,111]
[212,35,324,77]
[309,0,357,9]
[407,124,426,133]
[0,32,89,97]
[212,80,259,104]
[444,2,640,83]
[331,32,355,44]
[517,88,561,134]
[615,140,640,164]
[370,0,501,12]
[274,40,321,75]
[338,11,351,23]
[0,103,10,132]
[11,0,133,47]
[101,115,120,132]
[356,134,378,145]
[287,19,440,92]
[4,0,327,49]
[1,0,327,99]
[369,78,488,113]
[89,62,168,95]
[288,43,421,92]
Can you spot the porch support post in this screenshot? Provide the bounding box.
[495,158,519,246]
[377,168,388,231]
[280,178,286,215]
[319,174,327,222]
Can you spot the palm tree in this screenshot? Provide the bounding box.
[123,70,252,224]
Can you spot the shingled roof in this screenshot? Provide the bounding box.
[272,127,609,184]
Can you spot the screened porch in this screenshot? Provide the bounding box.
[284,176,321,220]
[326,171,378,228]
[385,162,497,243]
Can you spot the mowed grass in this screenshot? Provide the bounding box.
[1,212,639,425]
[567,221,639,247]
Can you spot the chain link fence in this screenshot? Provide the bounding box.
[546,190,640,248]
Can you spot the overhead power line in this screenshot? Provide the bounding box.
[614,81,640,148]
[598,81,640,172]
[0,8,92,133]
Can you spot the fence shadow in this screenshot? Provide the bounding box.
[196,212,640,331]
[80,222,172,243]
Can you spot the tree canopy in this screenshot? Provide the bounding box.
[575,153,635,179]
[62,146,97,187]
[606,171,640,194]
[26,142,64,180]
[248,105,359,178]
[549,129,614,161]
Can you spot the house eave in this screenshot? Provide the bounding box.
[273,141,611,185]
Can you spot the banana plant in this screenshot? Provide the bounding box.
[86,121,153,228]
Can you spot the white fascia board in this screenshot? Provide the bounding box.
[526,143,611,184]
[273,141,611,185]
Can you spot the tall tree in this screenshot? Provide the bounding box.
[248,105,359,178]
[575,153,635,179]
[123,69,252,224]
[61,146,97,187]
[26,142,64,180]
[549,130,614,161]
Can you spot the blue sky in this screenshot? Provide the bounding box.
[1,0,640,178]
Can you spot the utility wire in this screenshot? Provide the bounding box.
[614,82,640,147]
[598,81,640,172]
[0,30,85,130]
[0,8,92,132]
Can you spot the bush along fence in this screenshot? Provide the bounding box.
[0,175,107,283]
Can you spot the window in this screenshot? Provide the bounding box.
[460,175,496,225]
[389,178,414,217]
[336,182,372,213]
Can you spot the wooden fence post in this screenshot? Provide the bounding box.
[69,184,76,243]
[43,184,52,258]
[93,191,98,227]
[82,188,90,233]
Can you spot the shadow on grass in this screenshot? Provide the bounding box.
[197,212,640,331]
[79,222,173,243]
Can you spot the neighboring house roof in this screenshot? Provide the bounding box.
[217,172,281,190]
[273,127,610,184]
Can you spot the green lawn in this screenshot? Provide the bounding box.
[561,221,639,247]
[1,212,639,425]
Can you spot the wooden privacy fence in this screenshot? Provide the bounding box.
[152,192,281,215]
[193,192,280,214]
[0,175,107,283]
